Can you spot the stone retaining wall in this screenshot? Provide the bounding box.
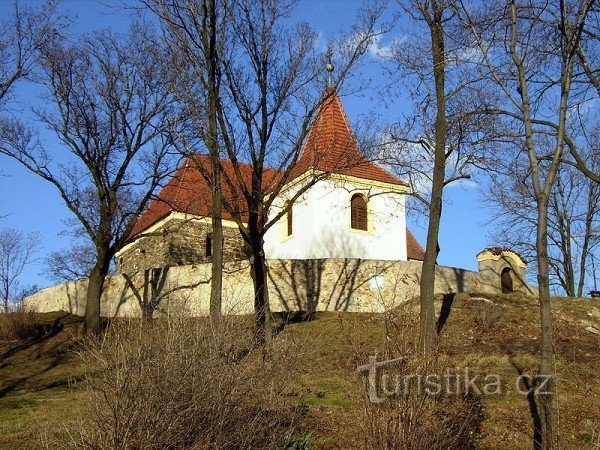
[24,259,491,317]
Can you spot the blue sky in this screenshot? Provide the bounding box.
[0,0,494,290]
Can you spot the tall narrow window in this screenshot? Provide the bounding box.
[350,194,368,231]
[286,201,293,236]
[205,234,212,258]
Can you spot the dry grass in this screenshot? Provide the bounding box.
[473,301,504,332]
[0,308,42,341]
[0,294,598,449]
[42,316,309,449]
[349,306,485,450]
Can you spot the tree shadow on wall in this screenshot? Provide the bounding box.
[434,267,468,294]
[269,258,364,313]
[120,267,209,318]
[268,259,324,313]
[269,257,398,315]
[62,280,87,316]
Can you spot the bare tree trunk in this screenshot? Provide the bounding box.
[205,0,223,340]
[577,181,596,297]
[420,187,442,354]
[2,268,8,313]
[210,175,224,337]
[2,280,8,313]
[85,246,111,335]
[249,224,270,346]
[564,223,575,297]
[552,177,576,297]
[556,217,575,297]
[535,195,556,449]
[419,6,447,356]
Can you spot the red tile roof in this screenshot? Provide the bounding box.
[128,154,425,258]
[406,229,425,261]
[128,156,279,238]
[289,87,407,186]
[128,88,408,239]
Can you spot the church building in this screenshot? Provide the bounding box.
[25,90,535,318]
[116,88,425,274]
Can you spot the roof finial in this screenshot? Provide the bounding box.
[325,48,334,88]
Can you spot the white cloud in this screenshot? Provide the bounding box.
[342,30,405,61]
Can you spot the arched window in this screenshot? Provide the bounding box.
[350,194,368,231]
[285,201,293,236]
[501,267,513,293]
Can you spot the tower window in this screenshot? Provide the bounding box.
[350,194,368,231]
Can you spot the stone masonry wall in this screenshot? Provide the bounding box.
[118,217,247,274]
[25,259,487,317]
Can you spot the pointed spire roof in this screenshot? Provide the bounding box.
[301,86,361,162]
[290,87,407,187]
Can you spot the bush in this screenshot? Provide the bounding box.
[360,359,485,450]
[474,301,504,332]
[279,432,313,449]
[64,317,307,449]
[344,305,485,450]
[0,307,40,341]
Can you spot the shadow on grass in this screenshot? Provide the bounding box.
[0,313,84,399]
[0,314,71,363]
[436,293,456,335]
[506,353,542,450]
[271,311,317,338]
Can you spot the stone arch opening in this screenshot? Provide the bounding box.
[501,267,513,293]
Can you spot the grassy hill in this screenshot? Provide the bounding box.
[0,293,599,449]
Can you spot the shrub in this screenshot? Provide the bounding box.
[474,301,504,332]
[0,307,40,341]
[345,304,485,450]
[279,432,313,450]
[64,316,307,449]
[360,358,485,450]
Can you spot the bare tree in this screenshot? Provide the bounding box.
[458,0,598,447]
[147,0,384,346]
[385,0,486,355]
[0,26,180,334]
[0,227,40,312]
[0,0,62,106]
[208,0,384,345]
[44,241,97,283]
[144,0,228,341]
[381,0,509,354]
[487,144,599,298]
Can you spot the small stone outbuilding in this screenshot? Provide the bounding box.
[477,248,535,295]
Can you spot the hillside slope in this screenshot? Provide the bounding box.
[0,293,599,449]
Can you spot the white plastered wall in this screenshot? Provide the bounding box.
[264,177,407,260]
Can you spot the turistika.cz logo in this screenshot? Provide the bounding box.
[357,353,553,404]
